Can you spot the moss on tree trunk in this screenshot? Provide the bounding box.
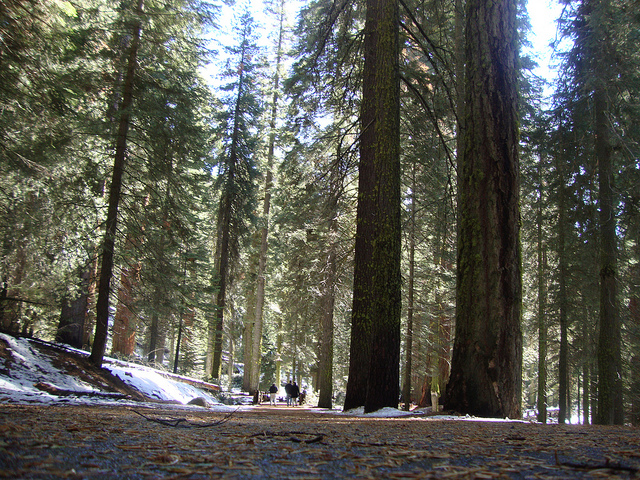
[344,0,401,414]
[443,0,522,419]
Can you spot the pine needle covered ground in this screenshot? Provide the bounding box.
[1,403,639,479]
[1,337,639,478]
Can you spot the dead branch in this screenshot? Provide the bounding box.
[131,408,238,428]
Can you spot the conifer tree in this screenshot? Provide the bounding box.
[552,0,640,424]
[1,0,107,336]
[590,0,623,425]
[207,8,262,380]
[89,0,145,367]
[244,0,289,396]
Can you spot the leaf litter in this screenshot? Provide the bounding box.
[1,335,640,478]
[8,403,639,479]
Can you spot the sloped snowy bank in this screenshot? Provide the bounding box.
[0,333,231,410]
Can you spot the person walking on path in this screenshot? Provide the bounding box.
[269,383,278,406]
[285,381,293,406]
[291,381,300,406]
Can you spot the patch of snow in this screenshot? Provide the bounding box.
[0,334,536,421]
[340,406,416,418]
[0,333,234,411]
[106,363,218,405]
[0,334,101,404]
[340,404,525,422]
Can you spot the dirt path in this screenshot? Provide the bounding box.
[1,403,639,479]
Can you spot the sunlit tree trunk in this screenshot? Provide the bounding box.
[247,2,285,394]
[110,261,140,357]
[111,231,142,357]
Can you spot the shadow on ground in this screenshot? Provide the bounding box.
[1,403,639,479]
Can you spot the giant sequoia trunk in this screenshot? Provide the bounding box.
[110,262,140,357]
[443,0,522,418]
[344,0,401,413]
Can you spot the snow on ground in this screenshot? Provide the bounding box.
[0,333,103,404]
[0,333,233,411]
[340,406,523,422]
[106,362,219,405]
[0,333,528,422]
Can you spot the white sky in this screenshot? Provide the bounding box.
[526,0,563,81]
[205,0,565,88]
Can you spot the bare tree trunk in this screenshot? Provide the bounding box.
[454,0,465,161]
[592,0,622,422]
[552,139,569,424]
[595,74,623,425]
[630,247,640,426]
[148,312,160,363]
[276,314,283,388]
[248,2,284,394]
[583,361,590,424]
[89,0,144,367]
[210,192,232,380]
[242,233,257,392]
[111,246,140,357]
[631,355,640,426]
[291,312,299,383]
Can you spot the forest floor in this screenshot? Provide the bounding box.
[1,337,640,479]
[2,402,640,479]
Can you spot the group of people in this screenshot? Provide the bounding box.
[267,380,302,406]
